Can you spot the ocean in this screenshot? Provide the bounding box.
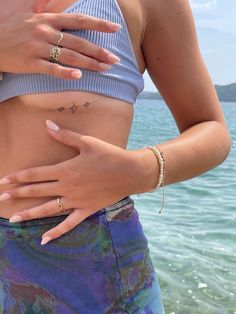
[128,99,236,314]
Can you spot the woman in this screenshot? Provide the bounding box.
[0,0,231,313]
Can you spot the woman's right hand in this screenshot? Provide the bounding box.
[0,0,121,79]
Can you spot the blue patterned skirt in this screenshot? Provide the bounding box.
[0,196,165,313]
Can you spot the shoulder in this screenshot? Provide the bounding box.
[124,0,196,46]
[140,0,195,39]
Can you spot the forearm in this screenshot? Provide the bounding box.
[133,120,231,194]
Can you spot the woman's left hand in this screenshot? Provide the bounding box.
[0,120,146,245]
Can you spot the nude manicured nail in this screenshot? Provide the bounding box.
[107,54,120,63]
[71,70,82,79]
[46,120,60,132]
[0,192,12,201]
[107,23,122,31]
[0,177,11,185]
[9,215,23,223]
[41,236,52,245]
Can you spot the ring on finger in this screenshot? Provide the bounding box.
[57,32,64,46]
[49,45,62,63]
[56,196,65,213]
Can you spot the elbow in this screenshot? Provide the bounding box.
[222,133,232,162]
[215,122,232,166]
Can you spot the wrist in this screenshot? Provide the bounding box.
[127,148,160,195]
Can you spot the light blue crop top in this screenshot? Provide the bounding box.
[0,0,144,104]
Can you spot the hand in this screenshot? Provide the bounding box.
[0,0,121,79]
[0,120,145,245]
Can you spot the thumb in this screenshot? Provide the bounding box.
[46,120,84,151]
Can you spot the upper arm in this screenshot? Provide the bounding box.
[142,0,226,133]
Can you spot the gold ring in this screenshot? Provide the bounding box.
[57,32,64,46]
[56,197,65,213]
[49,45,62,63]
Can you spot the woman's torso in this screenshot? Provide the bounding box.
[0,0,146,218]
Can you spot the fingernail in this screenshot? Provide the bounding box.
[46,120,60,132]
[9,215,23,223]
[99,63,112,71]
[41,236,52,245]
[0,192,12,201]
[71,70,82,79]
[0,177,11,185]
[108,23,122,31]
[107,54,120,64]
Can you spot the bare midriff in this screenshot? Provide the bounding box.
[0,92,134,218]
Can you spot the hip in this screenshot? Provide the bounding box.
[0,195,165,313]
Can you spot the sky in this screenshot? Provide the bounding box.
[144,0,236,92]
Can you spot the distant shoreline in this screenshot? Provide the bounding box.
[139,82,236,103]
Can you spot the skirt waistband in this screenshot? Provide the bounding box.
[103,195,132,212]
[0,196,133,228]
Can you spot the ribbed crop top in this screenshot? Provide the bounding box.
[0,0,144,104]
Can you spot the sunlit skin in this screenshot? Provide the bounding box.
[0,0,231,245]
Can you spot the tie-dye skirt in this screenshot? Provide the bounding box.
[0,196,165,313]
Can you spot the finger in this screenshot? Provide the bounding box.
[39,41,113,75]
[0,164,59,185]
[51,13,122,33]
[45,123,86,152]
[57,47,112,72]
[41,209,88,244]
[58,33,120,65]
[35,59,82,80]
[4,181,60,199]
[9,197,73,222]
[42,43,112,72]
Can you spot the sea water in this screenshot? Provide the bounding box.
[128,99,236,314]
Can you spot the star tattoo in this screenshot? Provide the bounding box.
[57,106,65,112]
[83,101,91,108]
[68,103,79,113]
